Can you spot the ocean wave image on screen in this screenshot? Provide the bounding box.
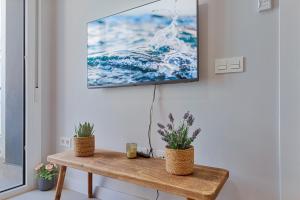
[87,0,198,87]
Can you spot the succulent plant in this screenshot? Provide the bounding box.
[74,122,94,137]
[157,111,202,150]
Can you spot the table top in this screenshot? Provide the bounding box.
[48,149,229,200]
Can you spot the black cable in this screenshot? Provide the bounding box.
[147,84,157,157]
[155,189,160,200]
[155,190,159,200]
[146,85,160,200]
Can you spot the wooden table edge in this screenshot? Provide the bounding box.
[47,155,229,200]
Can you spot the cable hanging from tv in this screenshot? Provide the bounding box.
[147,84,157,158]
[146,84,160,200]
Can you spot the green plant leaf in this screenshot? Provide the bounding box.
[158,112,202,150]
[75,122,94,137]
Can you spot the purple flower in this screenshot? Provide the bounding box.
[167,123,173,130]
[183,111,190,120]
[192,128,201,139]
[157,123,165,129]
[168,113,174,123]
[158,129,165,137]
[187,115,194,126]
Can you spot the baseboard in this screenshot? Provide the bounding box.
[0,185,35,200]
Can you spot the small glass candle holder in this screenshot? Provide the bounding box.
[126,143,137,159]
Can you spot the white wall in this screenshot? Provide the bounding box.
[41,0,280,199]
[0,0,3,160]
[40,0,57,161]
[280,0,300,200]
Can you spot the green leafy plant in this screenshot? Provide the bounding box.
[157,112,202,150]
[35,163,58,181]
[74,122,94,137]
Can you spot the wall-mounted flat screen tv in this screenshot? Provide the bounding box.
[87,0,198,88]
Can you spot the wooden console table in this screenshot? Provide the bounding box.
[47,149,229,200]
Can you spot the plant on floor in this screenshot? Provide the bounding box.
[157,112,202,150]
[35,163,58,181]
[74,122,94,137]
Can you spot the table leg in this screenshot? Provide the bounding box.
[88,172,93,198]
[55,166,67,200]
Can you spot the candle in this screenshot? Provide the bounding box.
[126,143,137,159]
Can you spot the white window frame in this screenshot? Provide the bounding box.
[0,0,4,159]
[0,0,41,198]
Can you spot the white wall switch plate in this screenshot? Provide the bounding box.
[215,59,227,74]
[65,137,71,148]
[59,137,65,146]
[60,137,72,148]
[215,57,244,74]
[227,57,244,73]
[258,0,272,12]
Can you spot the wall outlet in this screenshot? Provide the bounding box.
[60,137,72,148]
[65,137,71,148]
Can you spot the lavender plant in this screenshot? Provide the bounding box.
[157,112,202,150]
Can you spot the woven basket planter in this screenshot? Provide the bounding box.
[73,135,95,157]
[165,146,194,176]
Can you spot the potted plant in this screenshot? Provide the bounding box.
[74,122,95,157]
[157,112,202,176]
[35,163,58,191]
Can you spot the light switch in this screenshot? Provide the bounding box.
[258,0,272,12]
[215,57,244,74]
[228,64,240,69]
[215,59,227,67]
[227,58,240,65]
[215,59,227,74]
[217,65,227,70]
[227,57,244,73]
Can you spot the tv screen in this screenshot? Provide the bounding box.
[87,0,198,88]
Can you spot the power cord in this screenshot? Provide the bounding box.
[155,189,160,200]
[146,85,160,200]
[147,84,157,157]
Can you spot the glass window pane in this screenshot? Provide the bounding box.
[0,0,25,192]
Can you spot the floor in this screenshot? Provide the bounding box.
[0,159,23,192]
[10,189,99,200]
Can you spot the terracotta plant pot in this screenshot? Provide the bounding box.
[73,135,95,157]
[165,146,194,176]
